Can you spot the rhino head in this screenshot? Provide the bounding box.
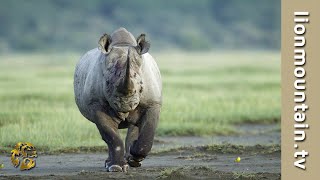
[98,29,150,119]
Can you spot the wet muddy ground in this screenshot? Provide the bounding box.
[0,125,280,179]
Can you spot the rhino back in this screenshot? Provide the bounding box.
[140,53,162,105]
[74,48,105,120]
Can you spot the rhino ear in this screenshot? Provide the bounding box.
[98,33,112,54]
[136,34,150,55]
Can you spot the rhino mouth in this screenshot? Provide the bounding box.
[109,95,140,120]
[116,112,130,121]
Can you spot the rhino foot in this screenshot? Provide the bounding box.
[127,156,144,167]
[106,164,129,172]
[122,164,129,172]
[105,159,111,167]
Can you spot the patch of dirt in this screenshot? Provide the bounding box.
[0,146,280,179]
[0,124,280,179]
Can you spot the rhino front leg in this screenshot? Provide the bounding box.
[128,105,160,167]
[105,131,120,167]
[95,111,128,172]
[125,124,139,165]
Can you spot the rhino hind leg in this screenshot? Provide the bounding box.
[95,111,127,171]
[105,149,112,167]
[125,124,139,158]
[128,105,160,167]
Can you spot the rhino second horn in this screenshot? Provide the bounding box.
[118,48,135,95]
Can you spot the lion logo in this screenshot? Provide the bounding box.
[11,142,37,170]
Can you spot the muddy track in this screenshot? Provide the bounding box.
[0,125,280,179]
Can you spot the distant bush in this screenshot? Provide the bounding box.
[0,0,280,52]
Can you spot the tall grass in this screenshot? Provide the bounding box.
[0,51,280,150]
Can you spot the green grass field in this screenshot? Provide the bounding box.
[0,51,280,151]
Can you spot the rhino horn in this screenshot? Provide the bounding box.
[118,48,134,95]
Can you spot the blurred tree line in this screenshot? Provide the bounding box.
[0,0,280,52]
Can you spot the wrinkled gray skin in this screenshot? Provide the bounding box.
[74,28,162,172]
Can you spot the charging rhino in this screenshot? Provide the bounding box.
[74,28,162,172]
